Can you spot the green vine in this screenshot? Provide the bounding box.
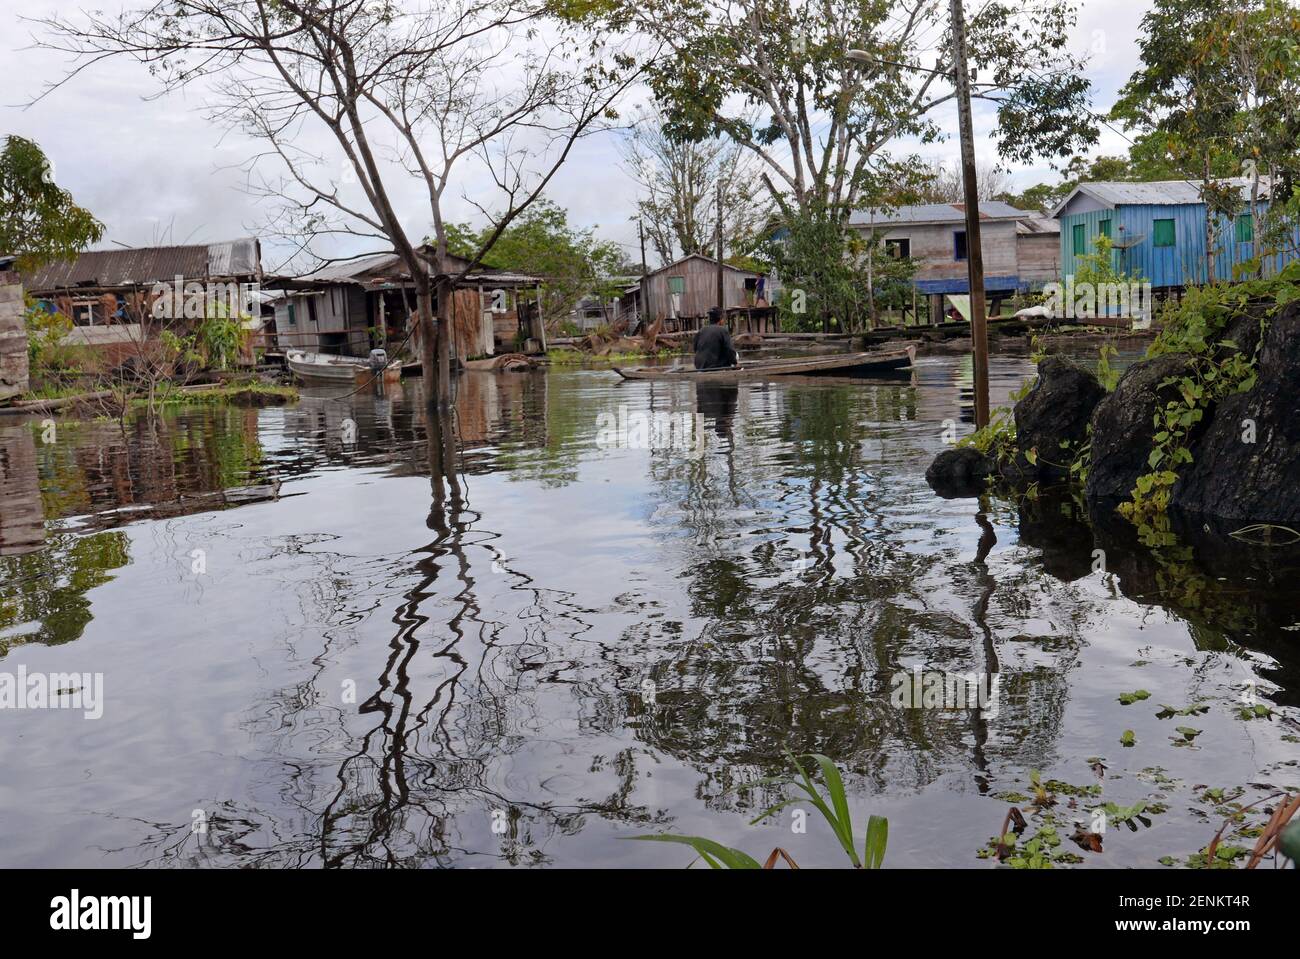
[1116,261,1300,526]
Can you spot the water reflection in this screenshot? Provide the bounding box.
[0,424,44,556]
[0,355,1296,868]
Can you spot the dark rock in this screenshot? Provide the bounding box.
[1216,307,1267,362]
[925,446,990,498]
[1014,355,1106,480]
[1085,352,1194,501]
[1172,302,1300,521]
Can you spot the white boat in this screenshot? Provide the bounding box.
[286,349,397,386]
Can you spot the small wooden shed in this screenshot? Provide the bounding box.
[636,253,765,326]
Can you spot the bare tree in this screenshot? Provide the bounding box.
[619,105,770,266]
[34,0,640,410]
[913,159,1013,204]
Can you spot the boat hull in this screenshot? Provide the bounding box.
[286,351,397,386]
[612,346,916,382]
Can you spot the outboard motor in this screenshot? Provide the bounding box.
[368,348,389,373]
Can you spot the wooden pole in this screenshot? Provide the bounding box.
[951,0,990,428]
[638,218,649,328]
[716,182,725,315]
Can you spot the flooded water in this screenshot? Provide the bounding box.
[2,351,1298,868]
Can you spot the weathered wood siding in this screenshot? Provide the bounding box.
[0,273,29,401]
[643,255,756,320]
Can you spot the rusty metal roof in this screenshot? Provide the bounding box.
[23,238,261,292]
[292,248,542,288]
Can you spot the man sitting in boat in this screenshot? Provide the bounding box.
[693,308,739,370]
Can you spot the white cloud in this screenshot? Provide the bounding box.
[0,0,1156,263]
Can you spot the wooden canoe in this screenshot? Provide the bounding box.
[612,345,916,382]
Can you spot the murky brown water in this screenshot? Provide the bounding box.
[1,351,1297,868]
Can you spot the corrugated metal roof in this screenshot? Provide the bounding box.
[849,200,1028,227]
[24,239,261,291]
[1017,215,1061,235]
[206,238,261,277]
[645,252,758,277]
[1050,177,1272,218]
[293,249,542,287]
[296,251,403,283]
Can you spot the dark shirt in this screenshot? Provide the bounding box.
[693,323,737,370]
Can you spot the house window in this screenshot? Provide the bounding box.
[287,303,297,326]
[1098,219,1112,239]
[667,276,685,295]
[1236,213,1254,243]
[953,231,967,261]
[885,238,911,259]
[1072,223,1086,256]
[1153,219,1177,248]
[71,299,98,326]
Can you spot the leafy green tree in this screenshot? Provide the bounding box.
[582,0,1096,224]
[438,200,631,329]
[759,199,913,334]
[1111,0,1266,281]
[0,136,103,271]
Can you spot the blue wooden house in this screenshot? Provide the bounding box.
[1051,178,1300,289]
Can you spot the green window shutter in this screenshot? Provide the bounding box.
[1235,213,1254,243]
[668,276,685,294]
[1153,219,1176,248]
[1099,219,1112,238]
[1072,223,1086,256]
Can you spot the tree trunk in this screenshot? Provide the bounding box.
[416,278,437,409]
[435,275,454,410]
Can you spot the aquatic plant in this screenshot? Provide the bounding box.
[628,750,887,869]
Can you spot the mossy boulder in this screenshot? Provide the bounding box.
[1085,353,1195,502]
[1171,302,1300,521]
[1013,355,1106,480]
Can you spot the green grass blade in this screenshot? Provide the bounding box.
[803,753,853,845]
[798,752,860,866]
[749,797,800,826]
[863,815,889,869]
[625,834,761,869]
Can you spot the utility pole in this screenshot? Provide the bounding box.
[950,0,990,428]
[715,181,725,319]
[638,217,649,329]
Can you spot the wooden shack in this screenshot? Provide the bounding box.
[634,253,766,329]
[269,248,544,361]
[1052,178,1300,289]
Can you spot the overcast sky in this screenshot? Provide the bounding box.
[1,0,1154,271]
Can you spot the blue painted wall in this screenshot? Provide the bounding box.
[1059,201,1300,287]
[915,275,1020,295]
